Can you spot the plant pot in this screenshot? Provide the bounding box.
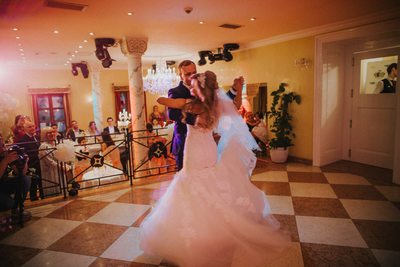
[270,147,289,163]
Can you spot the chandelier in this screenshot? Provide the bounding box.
[143,60,180,95]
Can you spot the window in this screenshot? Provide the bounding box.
[29,88,71,132]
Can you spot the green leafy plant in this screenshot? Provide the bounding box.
[267,83,301,149]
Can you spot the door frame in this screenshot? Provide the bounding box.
[313,18,400,184]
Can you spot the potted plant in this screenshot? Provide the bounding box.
[267,83,301,163]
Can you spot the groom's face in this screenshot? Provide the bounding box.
[180,63,197,86]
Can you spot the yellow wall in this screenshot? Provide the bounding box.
[199,37,314,160]
[0,37,314,159]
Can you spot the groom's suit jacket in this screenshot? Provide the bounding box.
[168,81,195,156]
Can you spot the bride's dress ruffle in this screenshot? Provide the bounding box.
[140,124,289,267]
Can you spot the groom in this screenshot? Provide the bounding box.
[168,60,245,171]
[168,60,197,171]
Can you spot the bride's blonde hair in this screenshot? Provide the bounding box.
[182,71,219,129]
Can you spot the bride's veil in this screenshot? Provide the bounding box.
[215,89,259,173]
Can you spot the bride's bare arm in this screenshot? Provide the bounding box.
[157,97,187,109]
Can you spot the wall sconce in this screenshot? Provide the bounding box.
[295,58,312,69]
[71,61,89,78]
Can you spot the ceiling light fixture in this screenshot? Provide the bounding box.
[198,43,239,66]
[143,59,180,95]
[127,12,133,16]
[94,38,116,68]
[89,32,94,36]
[250,17,256,21]
[12,27,18,31]
[53,30,59,34]
[16,36,20,39]
[199,21,204,24]
[83,39,88,43]
[71,61,89,78]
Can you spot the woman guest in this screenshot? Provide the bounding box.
[11,115,26,143]
[149,105,166,127]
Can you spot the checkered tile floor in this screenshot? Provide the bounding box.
[1,159,399,267]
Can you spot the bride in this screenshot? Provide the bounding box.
[140,71,289,267]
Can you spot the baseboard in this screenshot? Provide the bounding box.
[287,155,312,165]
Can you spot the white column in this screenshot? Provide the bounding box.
[121,37,148,172]
[89,63,103,128]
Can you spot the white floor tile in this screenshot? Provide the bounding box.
[101,227,162,264]
[27,201,73,217]
[22,250,96,267]
[296,216,367,248]
[81,188,130,202]
[87,202,150,226]
[372,249,400,267]
[340,199,400,221]
[375,186,400,202]
[290,183,337,198]
[266,196,294,215]
[0,218,81,249]
[324,173,370,185]
[251,171,289,182]
[286,163,321,173]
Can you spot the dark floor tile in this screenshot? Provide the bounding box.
[288,172,328,183]
[353,219,400,251]
[273,214,299,242]
[255,158,287,171]
[90,257,158,267]
[0,244,42,267]
[301,243,379,267]
[321,160,393,186]
[252,181,291,196]
[331,184,386,200]
[48,222,127,256]
[292,197,349,218]
[46,200,110,221]
[116,188,167,205]
[132,207,152,227]
[392,202,400,211]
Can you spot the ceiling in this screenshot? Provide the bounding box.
[1,0,400,70]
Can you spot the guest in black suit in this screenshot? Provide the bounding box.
[66,120,84,142]
[51,123,64,144]
[19,121,43,200]
[103,117,120,134]
[168,60,197,171]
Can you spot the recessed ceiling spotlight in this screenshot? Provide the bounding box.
[199,21,204,24]
[89,32,94,36]
[20,53,24,56]
[18,43,22,46]
[12,27,19,31]
[19,48,24,51]
[53,30,59,34]
[78,45,83,49]
[66,60,70,63]
[64,63,68,66]
[83,39,88,43]
[74,50,78,53]
[250,17,256,21]
[127,12,133,16]
[72,54,75,57]
[16,36,20,39]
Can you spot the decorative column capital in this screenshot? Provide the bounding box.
[120,37,148,56]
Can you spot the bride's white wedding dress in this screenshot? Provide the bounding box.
[140,92,289,267]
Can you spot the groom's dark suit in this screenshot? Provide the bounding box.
[168,81,195,171]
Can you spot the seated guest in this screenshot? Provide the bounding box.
[51,123,64,143]
[19,121,43,201]
[101,132,122,170]
[0,133,31,222]
[11,115,26,144]
[103,117,120,134]
[149,105,166,127]
[39,127,70,196]
[66,120,84,142]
